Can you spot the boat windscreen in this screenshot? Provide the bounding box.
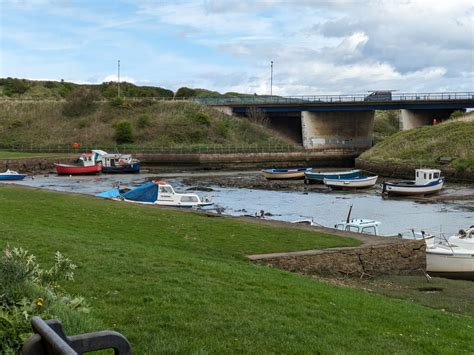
[123,182,158,202]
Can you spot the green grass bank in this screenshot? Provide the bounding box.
[1,186,473,353]
[0,99,288,149]
[360,116,474,172]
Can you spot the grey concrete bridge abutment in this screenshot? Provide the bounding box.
[399,109,462,130]
[301,110,374,149]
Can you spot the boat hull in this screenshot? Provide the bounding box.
[305,169,362,183]
[427,251,474,280]
[262,168,311,180]
[102,162,140,174]
[0,174,27,180]
[323,176,378,189]
[55,163,102,175]
[382,178,444,196]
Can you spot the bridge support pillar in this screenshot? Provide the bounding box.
[399,109,461,130]
[301,111,374,150]
[212,106,234,116]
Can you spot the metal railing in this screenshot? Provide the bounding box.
[0,143,303,155]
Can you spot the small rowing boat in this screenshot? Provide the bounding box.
[261,167,312,180]
[323,175,378,189]
[305,169,362,183]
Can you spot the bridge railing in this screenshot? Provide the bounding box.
[194,92,474,105]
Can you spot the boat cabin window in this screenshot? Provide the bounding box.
[336,224,345,230]
[424,173,427,179]
[345,226,360,233]
[361,226,377,235]
[181,196,198,202]
[429,173,432,179]
[416,171,419,177]
[434,172,439,178]
[160,186,173,194]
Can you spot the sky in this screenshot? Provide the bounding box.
[0,0,473,95]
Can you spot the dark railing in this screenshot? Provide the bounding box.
[0,143,302,155]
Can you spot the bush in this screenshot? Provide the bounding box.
[62,87,99,117]
[114,120,134,144]
[137,114,152,128]
[0,246,90,353]
[449,110,465,120]
[3,78,29,96]
[110,96,124,108]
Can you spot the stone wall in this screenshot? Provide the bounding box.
[0,156,74,173]
[250,239,426,278]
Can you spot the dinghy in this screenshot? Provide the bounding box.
[305,169,362,183]
[323,175,378,189]
[261,167,311,180]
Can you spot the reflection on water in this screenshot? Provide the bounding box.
[3,174,473,236]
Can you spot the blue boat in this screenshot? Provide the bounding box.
[0,169,27,180]
[262,167,312,180]
[305,169,362,183]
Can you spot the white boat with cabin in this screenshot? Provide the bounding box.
[96,181,213,208]
[382,169,444,196]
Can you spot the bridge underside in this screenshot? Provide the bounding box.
[214,103,471,150]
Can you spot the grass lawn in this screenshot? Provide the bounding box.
[1,186,473,353]
[0,151,66,159]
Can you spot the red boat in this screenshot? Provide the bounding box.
[55,163,102,175]
[55,153,102,175]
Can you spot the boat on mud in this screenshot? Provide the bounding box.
[0,169,28,180]
[305,169,362,184]
[382,169,444,196]
[426,226,474,280]
[55,153,102,175]
[323,175,378,189]
[262,167,312,180]
[92,150,140,174]
[96,181,213,208]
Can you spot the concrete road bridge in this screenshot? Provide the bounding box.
[197,92,474,150]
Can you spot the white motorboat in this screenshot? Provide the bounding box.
[96,181,213,208]
[382,169,444,196]
[426,226,474,280]
[324,175,378,189]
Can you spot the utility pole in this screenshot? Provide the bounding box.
[270,61,273,98]
[117,59,121,97]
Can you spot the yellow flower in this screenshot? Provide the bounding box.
[35,298,44,308]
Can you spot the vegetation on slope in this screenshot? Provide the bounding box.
[1,186,473,353]
[0,98,288,148]
[360,115,474,171]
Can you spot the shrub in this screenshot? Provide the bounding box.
[0,246,90,354]
[449,110,465,120]
[3,78,29,96]
[62,87,99,117]
[78,118,89,129]
[114,120,134,144]
[137,114,152,128]
[110,96,124,108]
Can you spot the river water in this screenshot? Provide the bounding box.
[2,172,473,237]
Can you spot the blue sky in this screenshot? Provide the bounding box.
[1,0,473,95]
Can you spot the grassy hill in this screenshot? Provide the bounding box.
[0,99,289,149]
[360,114,474,171]
[1,186,473,353]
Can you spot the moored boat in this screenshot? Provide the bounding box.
[323,175,378,189]
[382,169,444,196]
[55,153,102,175]
[426,226,474,280]
[305,169,362,183]
[92,150,140,174]
[262,167,311,180]
[0,169,28,180]
[96,181,213,208]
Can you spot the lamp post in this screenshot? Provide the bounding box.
[117,59,121,97]
[270,61,273,99]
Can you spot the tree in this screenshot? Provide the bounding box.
[114,120,134,144]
